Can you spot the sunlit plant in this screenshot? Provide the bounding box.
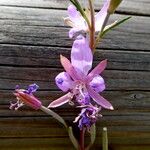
[10,0,130,150]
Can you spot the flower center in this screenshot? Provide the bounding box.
[73,81,90,105]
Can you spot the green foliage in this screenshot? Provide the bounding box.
[85,124,96,150]
[68,127,79,150]
[89,124,96,145]
[101,16,131,38]
[108,0,123,14]
[40,106,67,128]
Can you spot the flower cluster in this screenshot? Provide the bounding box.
[74,105,102,129]
[11,0,128,141]
[10,84,42,110]
[65,1,110,38]
[48,35,113,129]
[46,0,124,130]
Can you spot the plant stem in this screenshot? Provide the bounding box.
[88,0,95,50]
[102,127,108,150]
[40,105,67,128]
[79,127,86,150]
[40,106,80,149]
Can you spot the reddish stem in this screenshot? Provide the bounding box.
[88,0,95,51]
[79,128,86,150]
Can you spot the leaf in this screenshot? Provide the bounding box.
[41,106,79,149]
[68,127,79,150]
[40,106,68,128]
[70,0,82,12]
[70,0,78,8]
[90,124,96,145]
[108,0,123,14]
[101,16,131,37]
[85,124,96,150]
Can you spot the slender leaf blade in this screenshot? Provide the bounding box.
[40,106,67,128]
[90,124,96,145]
[70,0,78,8]
[85,124,96,150]
[101,16,131,37]
[68,127,79,150]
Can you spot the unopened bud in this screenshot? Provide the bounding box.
[14,90,42,110]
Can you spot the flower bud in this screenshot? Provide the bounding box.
[108,0,122,14]
[14,90,42,110]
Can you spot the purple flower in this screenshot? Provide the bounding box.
[48,36,113,110]
[10,84,42,110]
[74,105,102,130]
[64,0,110,38]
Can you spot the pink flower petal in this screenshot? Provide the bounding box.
[95,0,110,31]
[71,36,93,76]
[89,75,105,92]
[60,55,81,80]
[48,92,73,108]
[55,72,73,92]
[87,59,107,81]
[87,85,113,110]
[73,108,86,123]
[68,5,81,22]
[67,5,86,30]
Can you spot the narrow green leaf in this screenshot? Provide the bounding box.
[40,106,67,128]
[102,127,108,150]
[68,127,79,150]
[108,0,123,14]
[85,124,96,150]
[41,106,79,149]
[70,0,82,12]
[89,124,96,145]
[101,16,131,37]
[70,0,78,8]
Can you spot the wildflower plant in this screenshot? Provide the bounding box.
[10,0,131,150]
